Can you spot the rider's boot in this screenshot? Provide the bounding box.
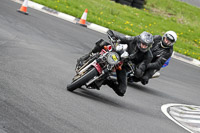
[140,75,149,85]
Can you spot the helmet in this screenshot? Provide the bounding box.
[137,31,154,53]
[162,31,177,48]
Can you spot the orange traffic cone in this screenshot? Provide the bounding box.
[77,9,88,27]
[17,0,29,15]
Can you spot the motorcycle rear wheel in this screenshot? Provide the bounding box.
[67,67,99,91]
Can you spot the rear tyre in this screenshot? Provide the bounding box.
[67,67,99,91]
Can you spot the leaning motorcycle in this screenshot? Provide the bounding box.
[67,30,129,91]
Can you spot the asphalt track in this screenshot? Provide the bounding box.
[0,0,199,133]
[179,0,200,8]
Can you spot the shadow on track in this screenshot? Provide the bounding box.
[69,87,124,108]
[128,82,188,103]
[68,88,154,116]
[68,87,165,118]
[128,82,164,96]
[66,84,192,118]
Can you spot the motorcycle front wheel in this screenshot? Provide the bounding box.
[67,67,99,91]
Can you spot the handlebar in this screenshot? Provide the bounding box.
[107,30,121,49]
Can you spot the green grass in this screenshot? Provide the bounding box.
[31,0,200,60]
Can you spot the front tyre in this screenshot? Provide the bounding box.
[67,67,99,91]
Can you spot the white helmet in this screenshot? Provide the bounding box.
[162,31,177,48]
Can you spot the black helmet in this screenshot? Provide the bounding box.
[137,31,154,53]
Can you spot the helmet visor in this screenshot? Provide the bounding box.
[164,35,175,46]
[140,42,148,49]
[137,42,149,52]
[166,34,175,43]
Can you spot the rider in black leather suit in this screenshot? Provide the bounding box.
[77,30,154,96]
[128,31,177,85]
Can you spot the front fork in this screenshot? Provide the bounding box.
[86,65,109,88]
[78,60,102,75]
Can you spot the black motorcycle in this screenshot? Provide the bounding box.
[67,30,129,91]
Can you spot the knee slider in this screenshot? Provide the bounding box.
[134,69,144,78]
[116,91,125,97]
[142,75,149,81]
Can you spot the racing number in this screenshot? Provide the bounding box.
[112,55,117,61]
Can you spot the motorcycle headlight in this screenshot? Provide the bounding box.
[106,52,120,65]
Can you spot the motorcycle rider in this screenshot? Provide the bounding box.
[77,30,154,96]
[128,31,177,85]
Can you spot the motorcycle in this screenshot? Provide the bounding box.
[67,30,129,91]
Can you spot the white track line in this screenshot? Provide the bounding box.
[161,103,195,133]
[170,110,200,119]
